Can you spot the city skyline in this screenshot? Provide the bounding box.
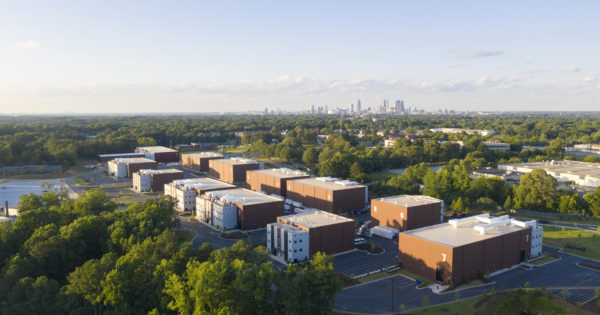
[1,1,599,114]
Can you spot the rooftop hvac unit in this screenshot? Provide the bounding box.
[334,180,358,186]
[316,176,336,182]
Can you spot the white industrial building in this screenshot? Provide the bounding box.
[164,178,235,212]
[267,222,310,263]
[499,160,600,187]
[107,157,156,178]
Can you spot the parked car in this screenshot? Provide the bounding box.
[354,238,367,245]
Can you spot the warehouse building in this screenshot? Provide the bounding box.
[267,210,354,263]
[246,168,310,197]
[208,158,263,184]
[196,188,283,230]
[164,178,235,212]
[398,214,542,284]
[135,146,180,163]
[107,157,157,178]
[98,152,146,162]
[499,160,600,187]
[133,169,184,192]
[286,177,367,213]
[181,152,223,172]
[371,195,443,231]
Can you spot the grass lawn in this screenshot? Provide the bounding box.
[369,170,395,182]
[542,225,600,260]
[176,229,196,242]
[404,289,597,315]
[403,295,480,314]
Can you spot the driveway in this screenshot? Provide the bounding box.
[334,246,600,314]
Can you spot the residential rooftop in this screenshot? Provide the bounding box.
[278,210,353,228]
[376,195,441,207]
[290,177,364,191]
[402,214,534,248]
[249,168,310,178]
[201,188,282,206]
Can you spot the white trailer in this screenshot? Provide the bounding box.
[370,225,399,239]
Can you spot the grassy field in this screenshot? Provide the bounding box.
[369,170,395,182]
[542,225,600,260]
[404,289,597,315]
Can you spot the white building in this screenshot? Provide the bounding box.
[196,194,238,230]
[164,178,235,212]
[499,160,600,187]
[108,158,129,178]
[267,222,309,263]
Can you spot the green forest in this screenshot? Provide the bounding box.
[0,191,341,314]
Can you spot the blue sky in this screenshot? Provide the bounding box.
[1,1,599,113]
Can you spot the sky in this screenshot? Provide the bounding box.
[0,1,599,114]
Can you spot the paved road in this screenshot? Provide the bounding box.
[334,246,600,314]
[540,221,599,232]
[178,218,286,270]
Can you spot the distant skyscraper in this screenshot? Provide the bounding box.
[395,100,404,113]
[350,103,354,113]
[357,100,361,113]
[311,105,315,114]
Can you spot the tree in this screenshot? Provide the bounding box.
[137,137,158,147]
[349,162,368,183]
[302,147,319,165]
[64,253,117,313]
[513,170,559,211]
[504,195,513,209]
[3,276,61,314]
[451,197,469,211]
[277,252,342,314]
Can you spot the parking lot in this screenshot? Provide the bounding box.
[334,246,600,314]
[334,236,399,277]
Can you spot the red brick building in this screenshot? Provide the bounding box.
[246,168,310,197]
[398,214,539,284]
[286,177,366,213]
[208,158,261,184]
[371,195,442,231]
[181,152,223,172]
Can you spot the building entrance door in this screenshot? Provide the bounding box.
[435,268,443,282]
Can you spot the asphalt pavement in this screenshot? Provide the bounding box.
[334,246,600,314]
[334,236,399,277]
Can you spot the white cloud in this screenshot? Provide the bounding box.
[564,66,580,73]
[582,76,597,83]
[461,50,504,59]
[17,40,41,49]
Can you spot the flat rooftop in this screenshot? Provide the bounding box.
[402,215,529,248]
[137,146,178,153]
[213,158,259,165]
[99,153,145,158]
[249,168,310,179]
[500,160,600,176]
[203,188,282,205]
[290,177,364,191]
[181,152,223,158]
[111,157,156,164]
[172,177,234,190]
[138,168,183,175]
[376,195,441,207]
[279,210,353,228]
